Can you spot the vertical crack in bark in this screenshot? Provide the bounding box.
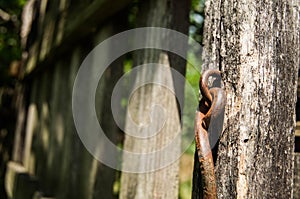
[218,0,223,72]
[249,0,262,198]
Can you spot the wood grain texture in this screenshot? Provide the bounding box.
[119,0,190,198]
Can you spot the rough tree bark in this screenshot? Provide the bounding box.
[193,0,300,198]
[119,0,190,198]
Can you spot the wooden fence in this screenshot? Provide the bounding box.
[6,0,131,198]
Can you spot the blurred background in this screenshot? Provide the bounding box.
[0,0,207,198]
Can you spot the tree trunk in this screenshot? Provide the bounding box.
[119,0,189,198]
[193,0,300,198]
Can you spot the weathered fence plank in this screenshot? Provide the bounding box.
[10,1,130,198]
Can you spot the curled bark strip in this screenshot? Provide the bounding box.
[195,69,226,199]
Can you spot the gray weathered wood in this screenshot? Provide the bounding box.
[119,0,190,198]
[91,18,126,199]
[22,0,131,77]
[5,161,38,199]
[11,0,131,198]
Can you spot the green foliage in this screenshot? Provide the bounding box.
[190,0,205,44]
[179,180,193,199]
[191,0,205,13]
[183,0,204,149]
[128,0,139,28]
[179,49,202,198]
[0,0,26,12]
[179,2,206,198]
[0,0,26,86]
[182,51,200,154]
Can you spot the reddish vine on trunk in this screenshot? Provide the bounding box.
[194,69,226,199]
